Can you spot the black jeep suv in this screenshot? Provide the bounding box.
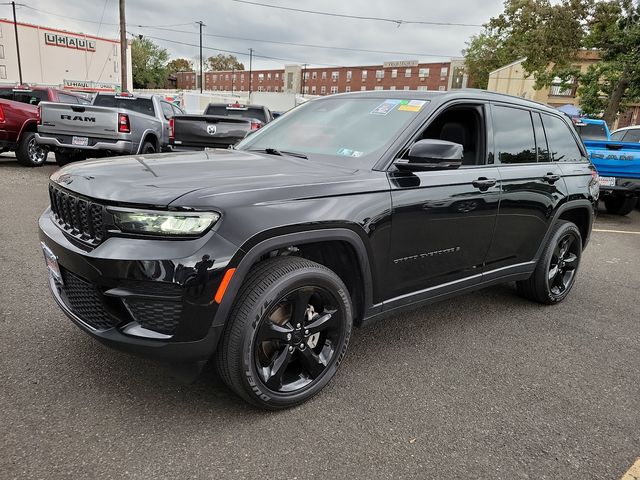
[39,90,598,409]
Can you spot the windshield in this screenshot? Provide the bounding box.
[236,97,428,160]
[205,105,267,123]
[575,123,608,141]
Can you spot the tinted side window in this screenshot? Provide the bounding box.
[57,93,79,104]
[532,112,550,162]
[610,131,626,141]
[623,129,640,143]
[13,90,49,105]
[93,95,155,116]
[493,105,537,164]
[542,114,584,162]
[160,102,174,118]
[0,88,13,100]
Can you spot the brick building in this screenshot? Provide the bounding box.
[175,60,465,95]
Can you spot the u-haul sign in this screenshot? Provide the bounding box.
[44,33,96,52]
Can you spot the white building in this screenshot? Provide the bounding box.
[0,19,132,92]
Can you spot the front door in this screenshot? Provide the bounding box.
[386,103,500,301]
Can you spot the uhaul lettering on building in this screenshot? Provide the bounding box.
[44,33,96,51]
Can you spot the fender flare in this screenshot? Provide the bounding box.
[211,228,375,328]
[137,128,160,153]
[17,119,38,144]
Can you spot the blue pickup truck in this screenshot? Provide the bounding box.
[575,118,640,215]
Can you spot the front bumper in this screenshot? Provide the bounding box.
[39,208,240,364]
[35,133,134,154]
[600,176,640,197]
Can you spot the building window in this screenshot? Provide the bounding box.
[330,86,338,94]
[391,69,397,78]
[304,72,309,80]
[303,86,309,94]
[322,71,327,80]
[345,86,351,92]
[549,77,576,96]
[258,73,264,82]
[332,71,339,82]
[417,86,428,91]
[390,86,396,90]
[275,73,279,79]
[0,45,5,59]
[312,71,317,79]
[320,86,326,94]
[311,86,316,94]
[266,86,271,92]
[114,61,118,73]
[375,70,384,79]
[361,70,368,81]
[374,86,384,90]
[419,68,429,78]
[360,86,366,91]
[403,86,410,90]
[346,70,352,81]
[438,85,446,91]
[241,74,244,81]
[113,44,118,56]
[440,67,448,78]
[405,68,411,78]
[212,74,217,81]
[224,74,229,81]
[258,86,264,92]
[0,65,6,79]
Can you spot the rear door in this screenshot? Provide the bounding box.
[485,105,569,271]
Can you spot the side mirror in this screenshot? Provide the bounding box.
[395,139,463,172]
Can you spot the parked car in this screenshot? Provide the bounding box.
[40,90,597,409]
[575,118,640,215]
[171,103,273,150]
[35,92,183,166]
[611,125,640,143]
[0,85,89,166]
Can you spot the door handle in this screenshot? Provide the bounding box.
[472,177,497,191]
[543,173,561,184]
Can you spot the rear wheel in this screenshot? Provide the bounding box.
[16,132,48,167]
[604,196,637,216]
[216,256,352,409]
[517,220,582,304]
[141,141,156,154]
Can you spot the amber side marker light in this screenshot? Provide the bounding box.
[214,268,236,304]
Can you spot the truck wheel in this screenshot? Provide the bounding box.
[141,141,156,154]
[516,220,582,305]
[216,256,353,410]
[604,197,637,216]
[16,132,48,167]
[55,151,82,167]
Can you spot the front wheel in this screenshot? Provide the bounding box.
[216,256,353,409]
[16,132,48,167]
[604,196,637,216]
[517,220,582,304]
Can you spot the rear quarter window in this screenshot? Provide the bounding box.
[541,114,584,162]
[93,96,156,116]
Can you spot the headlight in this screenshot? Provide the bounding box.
[112,210,220,236]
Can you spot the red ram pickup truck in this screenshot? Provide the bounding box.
[0,86,90,167]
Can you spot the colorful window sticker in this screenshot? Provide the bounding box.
[337,148,363,157]
[398,99,427,112]
[370,99,401,116]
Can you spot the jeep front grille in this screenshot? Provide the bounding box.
[49,184,106,246]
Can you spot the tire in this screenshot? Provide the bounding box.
[54,151,82,167]
[16,132,48,167]
[604,197,637,216]
[216,256,353,410]
[516,220,582,305]
[141,141,156,154]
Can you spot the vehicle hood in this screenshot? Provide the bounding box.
[50,149,368,206]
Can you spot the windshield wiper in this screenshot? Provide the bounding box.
[250,148,308,160]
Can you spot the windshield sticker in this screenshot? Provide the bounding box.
[398,99,427,112]
[337,148,363,157]
[370,99,401,116]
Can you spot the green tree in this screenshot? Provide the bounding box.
[205,54,245,72]
[166,58,194,75]
[578,0,640,125]
[131,37,169,89]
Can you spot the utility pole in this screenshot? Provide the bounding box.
[248,48,253,98]
[11,2,23,85]
[231,67,235,95]
[119,0,127,91]
[197,21,205,93]
[301,63,308,96]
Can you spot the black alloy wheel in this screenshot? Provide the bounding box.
[216,256,352,409]
[516,220,582,304]
[254,286,342,393]
[547,233,579,296]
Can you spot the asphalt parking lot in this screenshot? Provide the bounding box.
[1,154,638,480]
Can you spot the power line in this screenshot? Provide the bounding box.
[138,25,457,58]
[230,0,482,27]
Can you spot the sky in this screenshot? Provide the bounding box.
[3,0,506,69]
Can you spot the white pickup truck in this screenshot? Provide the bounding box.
[35,92,184,165]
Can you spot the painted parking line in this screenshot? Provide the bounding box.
[620,458,640,480]
[593,228,640,235]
